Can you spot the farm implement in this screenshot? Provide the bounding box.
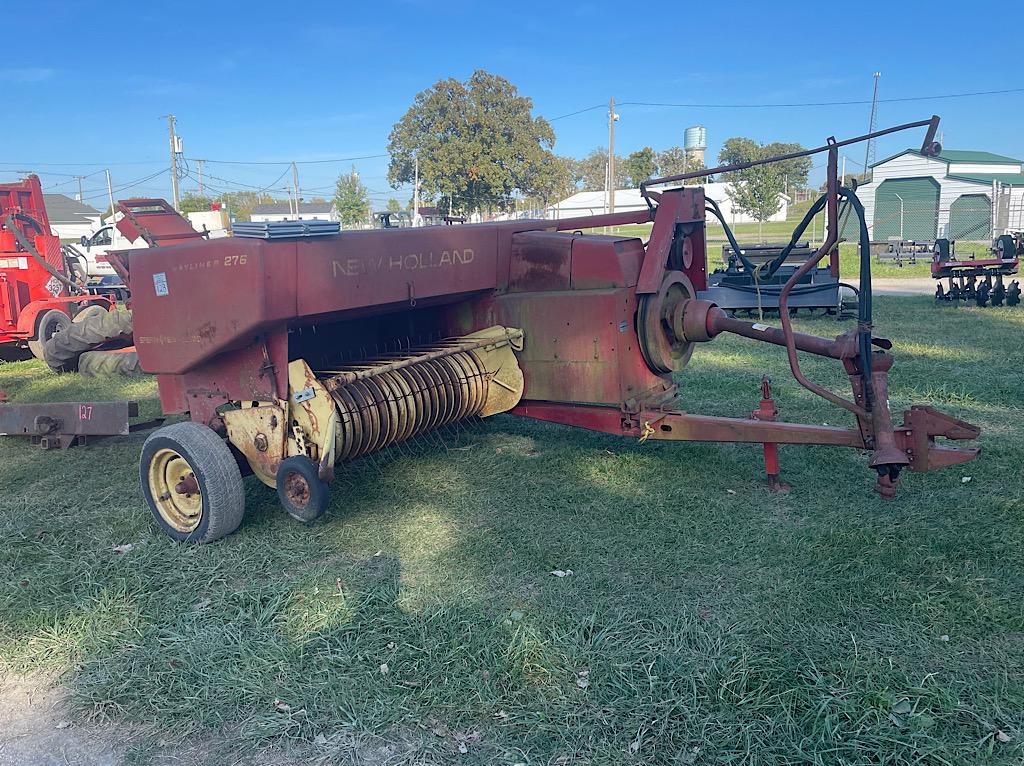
[0,175,116,360]
[932,234,1022,307]
[109,116,979,543]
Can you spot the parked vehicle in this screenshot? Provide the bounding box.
[78,222,148,277]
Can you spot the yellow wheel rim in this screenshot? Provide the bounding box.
[148,448,203,533]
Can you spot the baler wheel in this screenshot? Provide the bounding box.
[28,310,72,360]
[275,456,330,522]
[140,422,246,543]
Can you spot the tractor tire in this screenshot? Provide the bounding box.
[140,421,246,543]
[28,309,72,360]
[43,308,133,372]
[77,349,141,377]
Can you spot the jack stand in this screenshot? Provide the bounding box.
[752,375,790,493]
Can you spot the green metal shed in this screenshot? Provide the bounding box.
[947,194,991,240]
[873,177,940,240]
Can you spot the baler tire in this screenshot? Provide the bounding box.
[140,422,246,544]
[77,349,141,377]
[276,456,330,523]
[28,310,72,360]
[43,307,133,372]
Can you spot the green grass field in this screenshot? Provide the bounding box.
[1,298,1022,764]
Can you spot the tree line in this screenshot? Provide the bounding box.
[180,70,814,228]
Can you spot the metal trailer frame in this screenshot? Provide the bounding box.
[0,399,140,449]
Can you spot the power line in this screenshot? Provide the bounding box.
[549,104,606,121]
[78,169,170,203]
[616,86,1024,110]
[189,153,388,167]
[0,160,164,168]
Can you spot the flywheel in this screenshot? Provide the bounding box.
[637,271,695,374]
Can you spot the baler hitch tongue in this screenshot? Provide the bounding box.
[899,405,980,471]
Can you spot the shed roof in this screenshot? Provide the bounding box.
[871,148,1023,169]
[42,194,101,223]
[936,149,1022,164]
[947,172,1024,186]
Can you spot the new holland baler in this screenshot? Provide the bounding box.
[118,118,979,543]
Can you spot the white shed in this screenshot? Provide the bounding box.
[857,149,1024,241]
[545,184,789,224]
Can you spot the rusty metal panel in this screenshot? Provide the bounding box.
[295,226,500,317]
[508,230,572,292]
[570,235,644,289]
[116,199,205,246]
[489,289,668,407]
[129,238,296,375]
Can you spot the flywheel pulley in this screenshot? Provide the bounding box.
[637,270,696,374]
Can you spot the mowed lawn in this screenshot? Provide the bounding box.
[1,298,1022,764]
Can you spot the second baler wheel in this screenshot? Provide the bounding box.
[275,456,330,522]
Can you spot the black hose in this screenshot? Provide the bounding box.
[763,193,830,279]
[711,281,842,296]
[836,187,873,403]
[4,212,85,296]
[705,198,759,274]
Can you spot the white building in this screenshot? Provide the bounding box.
[544,184,790,224]
[42,194,102,240]
[250,201,339,223]
[857,149,1024,241]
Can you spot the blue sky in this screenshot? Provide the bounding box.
[2,0,1022,210]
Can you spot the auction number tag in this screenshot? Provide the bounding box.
[153,272,169,296]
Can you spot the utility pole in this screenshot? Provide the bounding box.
[105,170,116,226]
[197,159,205,197]
[74,175,85,202]
[292,161,300,218]
[167,114,181,211]
[841,156,847,186]
[413,155,421,226]
[862,72,881,179]
[607,97,618,214]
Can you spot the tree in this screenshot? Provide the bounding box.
[762,141,812,191]
[718,138,785,240]
[388,70,559,213]
[217,191,275,222]
[623,147,658,187]
[575,148,626,191]
[655,146,712,185]
[656,147,688,177]
[179,192,214,215]
[334,166,370,228]
[387,198,401,214]
[529,154,576,205]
